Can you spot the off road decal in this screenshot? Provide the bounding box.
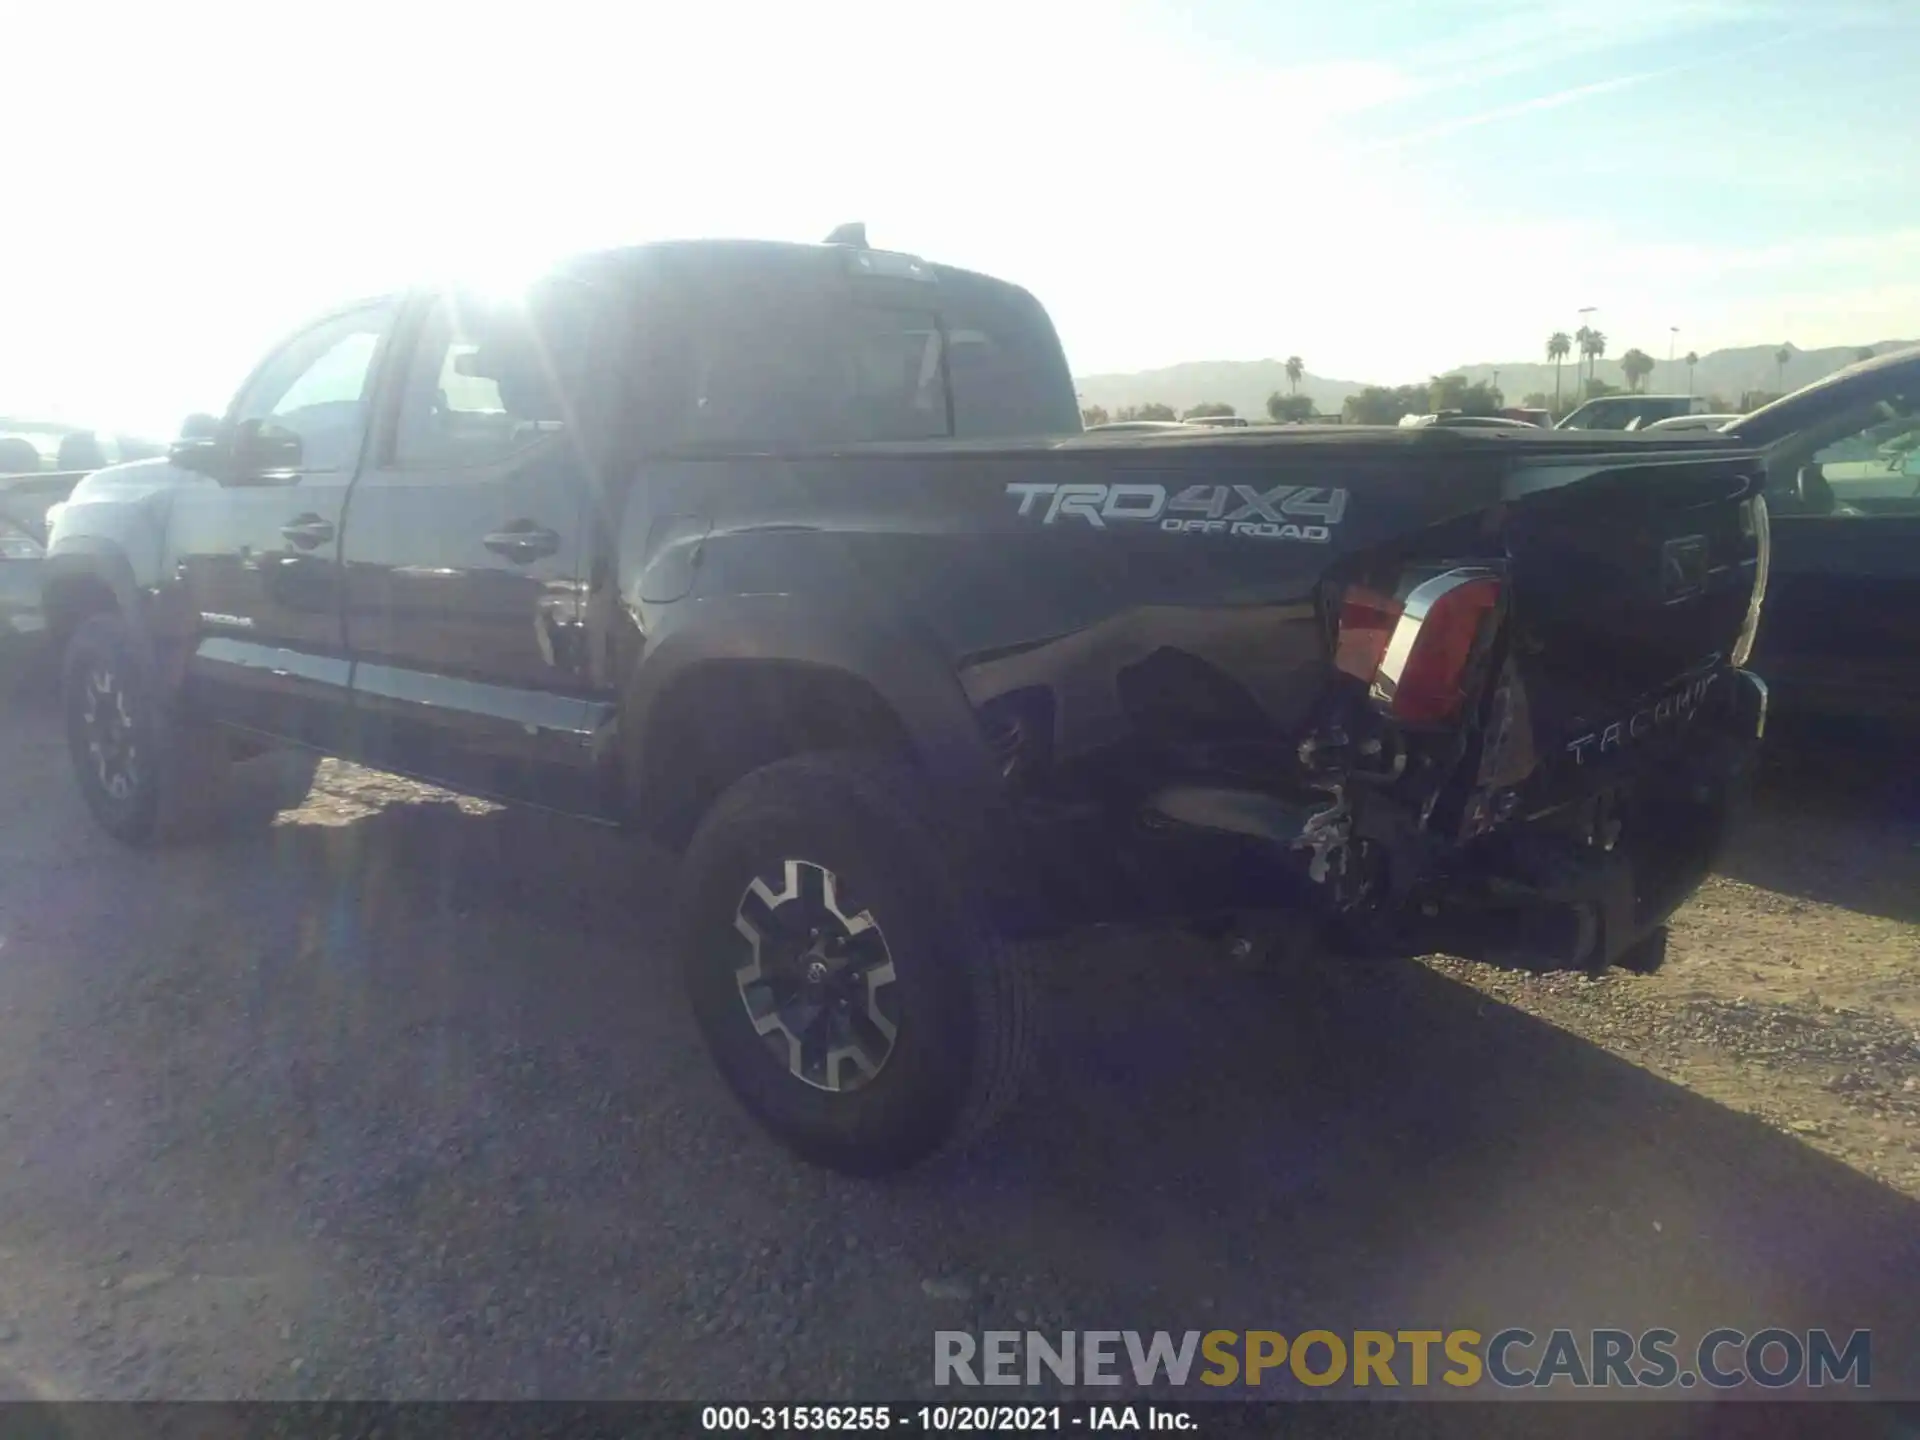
[1004,482,1347,542]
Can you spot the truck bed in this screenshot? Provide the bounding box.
[732,424,1757,464]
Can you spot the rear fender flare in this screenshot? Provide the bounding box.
[622,596,1003,818]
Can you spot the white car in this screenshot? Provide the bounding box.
[1080,420,1196,434]
[1640,413,1743,433]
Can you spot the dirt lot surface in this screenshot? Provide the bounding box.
[0,681,1914,1407]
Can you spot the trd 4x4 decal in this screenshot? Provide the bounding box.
[1005,482,1348,542]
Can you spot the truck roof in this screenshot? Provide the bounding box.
[550,237,1041,302]
[328,238,1042,316]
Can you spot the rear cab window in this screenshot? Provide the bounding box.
[664,250,1080,450]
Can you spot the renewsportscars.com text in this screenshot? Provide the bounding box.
[934,1328,1871,1391]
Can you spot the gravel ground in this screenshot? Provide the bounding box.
[0,679,1915,1403]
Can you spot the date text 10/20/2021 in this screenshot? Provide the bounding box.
[702,1406,1193,1431]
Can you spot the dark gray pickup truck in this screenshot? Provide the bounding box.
[44,233,1773,1172]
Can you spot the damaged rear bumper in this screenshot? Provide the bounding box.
[1041,667,1769,969]
[1392,666,1768,970]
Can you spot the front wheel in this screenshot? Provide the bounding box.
[61,613,316,845]
[676,754,1031,1175]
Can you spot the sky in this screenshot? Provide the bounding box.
[5,0,1918,437]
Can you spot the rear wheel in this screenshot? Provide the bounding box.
[61,613,316,844]
[677,753,1031,1175]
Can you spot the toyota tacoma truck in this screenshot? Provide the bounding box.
[44,232,1771,1173]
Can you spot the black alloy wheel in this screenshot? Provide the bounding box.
[678,753,1032,1175]
[731,857,901,1094]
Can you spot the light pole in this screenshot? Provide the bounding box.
[1577,307,1597,395]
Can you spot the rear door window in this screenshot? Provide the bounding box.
[393,282,616,471]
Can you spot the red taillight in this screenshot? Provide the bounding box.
[1335,569,1503,726]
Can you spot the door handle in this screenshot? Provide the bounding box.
[280,515,335,549]
[483,524,561,563]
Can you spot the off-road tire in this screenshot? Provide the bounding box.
[61,614,316,844]
[677,752,1032,1175]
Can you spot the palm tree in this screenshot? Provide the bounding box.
[1774,345,1792,389]
[1683,350,1699,395]
[1547,332,1571,413]
[1285,356,1304,395]
[1578,328,1608,394]
[1620,348,1655,393]
[1267,391,1312,423]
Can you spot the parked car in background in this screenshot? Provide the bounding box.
[1184,414,1250,429]
[1080,419,1195,434]
[1642,413,1742,434]
[0,438,45,474]
[0,468,80,660]
[0,423,165,474]
[0,420,165,664]
[1398,413,1539,430]
[1429,415,1540,430]
[1721,347,1920,724]
[1555,394,1711,431]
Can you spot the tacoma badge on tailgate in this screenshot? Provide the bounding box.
[1566,664,1723,765]
[1006,482,1348,542]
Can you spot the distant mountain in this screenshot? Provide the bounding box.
[1074,341,1916,420]
[1072,360,1368,422]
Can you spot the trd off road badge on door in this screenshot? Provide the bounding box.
[1005,482,1348,542]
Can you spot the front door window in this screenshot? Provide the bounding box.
[231,303,396,474]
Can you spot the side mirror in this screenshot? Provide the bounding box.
[168,413,226,476]
[231,421,304,478]
[169,438,223,476]
[168,419,302,481]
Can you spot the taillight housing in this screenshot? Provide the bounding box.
[1334,567,1504,726]
[1731,493,1769,668]
[1332,586,1400,684]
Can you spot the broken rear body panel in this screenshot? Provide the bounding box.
[641,426,1770,969]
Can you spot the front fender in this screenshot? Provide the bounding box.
[39,542,150,658]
